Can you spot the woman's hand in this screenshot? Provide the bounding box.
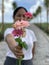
[6,34,24,59]
[13,45,24,59]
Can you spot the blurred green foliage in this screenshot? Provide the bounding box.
[0,23,12,41]
[35,23,49,35]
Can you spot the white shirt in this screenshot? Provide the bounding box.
[4,28,37,60]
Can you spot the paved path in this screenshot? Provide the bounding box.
[0,41,8,65]
[0,24,49,65]
[29,24,49,65]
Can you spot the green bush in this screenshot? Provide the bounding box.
[0,32,4,41]
[35,23,49,35]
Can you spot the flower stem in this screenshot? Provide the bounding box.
[18,57,22,65]
[19,59,21,65]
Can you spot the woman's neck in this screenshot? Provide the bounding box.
[22,28,26,37]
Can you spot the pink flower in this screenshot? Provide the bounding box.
[13,20,30,29]
[12,20,28,65]
[12,29,23,36]
[12,20,30,36]
[24,12,32,19]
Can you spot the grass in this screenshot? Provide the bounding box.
[0,23,49,33]
[0,23,12,32]
[0,23,49,41]
[35,23,49,35]
[0,23,13,41]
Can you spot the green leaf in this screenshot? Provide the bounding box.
[22,42,28,50]
[15,37,22,43]
[15,37,28,50]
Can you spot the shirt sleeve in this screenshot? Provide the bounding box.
[4,28,12,40]
[30,30,37,42]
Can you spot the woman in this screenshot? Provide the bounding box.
[4,7,37,65]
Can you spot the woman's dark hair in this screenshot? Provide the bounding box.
[13,7,28,19]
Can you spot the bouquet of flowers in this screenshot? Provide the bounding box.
[12,12,32,65]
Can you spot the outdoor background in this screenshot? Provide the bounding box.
[0,0,49,65]
[0,0,49,35]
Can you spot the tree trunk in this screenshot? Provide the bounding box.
[40,13,42,28]
[2,0,4,33]
[47,8,48,33]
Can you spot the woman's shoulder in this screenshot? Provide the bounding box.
[4,28,14,32]
[26,28,34,34]
[4,28,14,36]
[4,28,14,38]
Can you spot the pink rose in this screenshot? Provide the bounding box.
[13,20,30,29]
[24,12,32,19]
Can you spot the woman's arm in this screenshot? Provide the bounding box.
[6,34,17,50]
[5,34,24,58]
[32,42,36,58]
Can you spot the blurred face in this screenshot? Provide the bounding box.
[14,8,28,22]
